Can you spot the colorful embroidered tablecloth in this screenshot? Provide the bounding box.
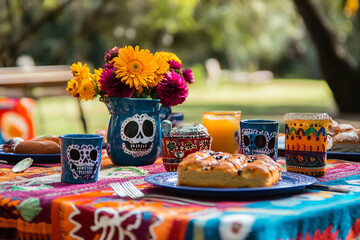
[1,154,360,240]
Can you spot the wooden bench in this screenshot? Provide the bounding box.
[0,65,88,133]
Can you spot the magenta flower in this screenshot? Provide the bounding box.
[103,62,114,70]
[182,68,194,84]
[155,71,188,107]
[99,68,135,97]
[169,60,182,70]
[104,46,120,63]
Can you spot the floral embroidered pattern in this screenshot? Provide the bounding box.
[0,197,20,219]
[70,206,162,239]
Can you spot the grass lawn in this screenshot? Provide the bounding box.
[32,78,337,136]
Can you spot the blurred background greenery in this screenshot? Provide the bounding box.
[33,79,336,135]
[0,0,359,136]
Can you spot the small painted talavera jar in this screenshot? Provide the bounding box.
[161,123,212,172]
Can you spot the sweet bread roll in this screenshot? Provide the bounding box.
[328,117,340,136]
[328,118,355,136]
[32,135,59,144]
[14,140,60,154]
[177,150,282,188]
[329,129,360,152]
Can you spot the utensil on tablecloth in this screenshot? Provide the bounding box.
[119,181,145,199]
[109,182,127,197]
[305,183,351,193]
[109,181,216,206]
[11,157,33,172]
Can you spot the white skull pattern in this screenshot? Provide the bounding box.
[121,114,155,157]
[67,144,100,180]
[241,128,277,159]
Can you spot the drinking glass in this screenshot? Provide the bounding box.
[202,111,241,154]
[284,113,329,177]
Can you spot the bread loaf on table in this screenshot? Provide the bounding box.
[329,129,360,153]
[328,118,355,136]
[14,140,60,154]
[32,135,59,144]
[177,150,282,188]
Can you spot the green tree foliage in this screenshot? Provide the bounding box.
[0,0,299,70]
[0,0,358,78]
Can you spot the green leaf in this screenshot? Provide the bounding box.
[16,198,42,222]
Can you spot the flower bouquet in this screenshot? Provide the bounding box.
[66,45,194,107]
[66,46,194,166]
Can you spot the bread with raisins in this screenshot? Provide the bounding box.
[177,150,282,188]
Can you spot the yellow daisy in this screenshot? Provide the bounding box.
[153,52,170,86]
[93,68,103,81]
[156,51,182,64]
[66,78,79,97]
[70,62,90,79]
[93,68,104,89]
[113,46,158,93]
[78,78,96,101]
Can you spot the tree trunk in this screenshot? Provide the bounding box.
[293,0,360,114]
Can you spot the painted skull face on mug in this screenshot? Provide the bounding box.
[67,144,101,180]
[121,114,156,158]
[241,128,277,159]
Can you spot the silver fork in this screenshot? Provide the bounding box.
[111,181,216,206]
[120,181,145,199]
[109,182,127,197]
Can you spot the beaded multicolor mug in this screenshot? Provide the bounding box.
[284,113,330,177]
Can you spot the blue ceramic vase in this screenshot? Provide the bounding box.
[103,97,169,166]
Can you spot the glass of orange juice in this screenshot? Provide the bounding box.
[202,111,241,154]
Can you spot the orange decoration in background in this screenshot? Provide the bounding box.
[0,98,35,142]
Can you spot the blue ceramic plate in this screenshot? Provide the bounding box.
[326,152,360,161]
[144,172,316,198]
[278,135,360,161]
[0,150,60,163]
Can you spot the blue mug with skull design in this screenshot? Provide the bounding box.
[103,97,171,166]
[240,120,280,161]
[59,134,104,184]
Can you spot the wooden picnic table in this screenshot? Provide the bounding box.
[0,65,88,132]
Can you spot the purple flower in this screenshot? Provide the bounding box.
[99,68,135,97]
[103,62,114,70]
[155,71,188,107]
[169,60,182,70]
[182,68,194,84]
[104,46,120,63]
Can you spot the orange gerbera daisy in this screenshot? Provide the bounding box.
[113,46,158,94]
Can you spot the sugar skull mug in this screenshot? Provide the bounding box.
[240,120,280,161]
[59,134,104,184]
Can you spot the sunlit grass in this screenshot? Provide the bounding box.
[33,79,337,136]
